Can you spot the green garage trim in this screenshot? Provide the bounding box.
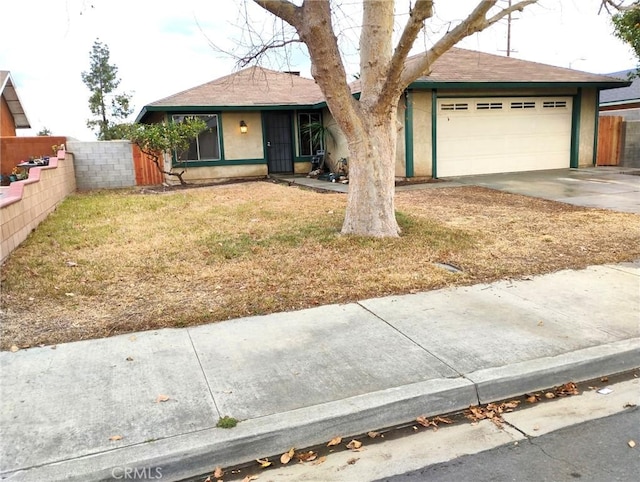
[404,90,414,178]
[570,88,582,169]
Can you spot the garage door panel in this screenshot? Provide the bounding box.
[437,97,572,177]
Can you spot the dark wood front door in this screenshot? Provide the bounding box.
[264,112,293,174]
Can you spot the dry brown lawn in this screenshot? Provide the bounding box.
[1,180,639,350]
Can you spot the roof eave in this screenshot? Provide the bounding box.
[408,80,631,90]
[136,103,320,123]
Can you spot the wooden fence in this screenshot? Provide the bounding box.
[597,116,623,166]
[132,145,164,185]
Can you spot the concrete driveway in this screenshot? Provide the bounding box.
[446,167,640,214]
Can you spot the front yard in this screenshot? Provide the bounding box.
[1,180,639,350]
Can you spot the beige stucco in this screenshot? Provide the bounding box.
[176,163,267,184]
[221,112,264,160]
[411,90,433,178]
[321,109,349,171]
[578,87,597,167]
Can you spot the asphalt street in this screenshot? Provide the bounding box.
[378,408,640,482]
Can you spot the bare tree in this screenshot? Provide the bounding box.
[250,0,538,237]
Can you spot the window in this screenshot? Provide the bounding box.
[510,101,536,109]
[542,100,567,109]
[298,112,322,156]
[441,103,469,111]
[477,102,503,110]
[172,114,221,161]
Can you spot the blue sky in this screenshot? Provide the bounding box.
[1,0,635,141]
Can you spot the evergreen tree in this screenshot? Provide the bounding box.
[81,39,133,140]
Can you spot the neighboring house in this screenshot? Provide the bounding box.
[599,69,640,120]
[135,48,627,182]
[0,70,30,136]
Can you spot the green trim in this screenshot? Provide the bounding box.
[570,89,582,169]
[404,90,414,178]
[218,112,226,160]
[432,89,438,179]
[294,156,314,163]
[593,90,600,166]
[409,81,629,91]
[170,112,223,166]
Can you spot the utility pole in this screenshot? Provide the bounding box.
[506,0,512,57]
[498,0,517,57]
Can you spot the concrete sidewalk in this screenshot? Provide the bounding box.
[1,262,639,481]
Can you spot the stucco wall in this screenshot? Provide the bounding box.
[174,163,268,184]
[322,109,349,171]
[221,112,264,160]
[1,96,16,136]
[68,140,136,190]
[578,87,597,167]
[411,90,433,178]
[1,152,76,262]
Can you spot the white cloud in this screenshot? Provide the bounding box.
[1,0,634,140]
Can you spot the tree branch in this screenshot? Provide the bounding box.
[252,0,302,26]
[400,0,538,86]
[378,1,434,107]
[237,38,303,68]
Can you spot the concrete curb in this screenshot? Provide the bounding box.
[4,339,638,482]
[468,338,640,403]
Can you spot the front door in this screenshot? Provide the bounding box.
[264,112,293,174]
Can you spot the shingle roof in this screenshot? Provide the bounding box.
[141,48,627,116]
[599,69,640,104]
[410,48,624,84]
[147,66,323,107]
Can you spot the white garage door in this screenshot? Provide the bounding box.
[436,97,572,177]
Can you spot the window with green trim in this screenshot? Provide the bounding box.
[172,114,221,161]
[297,112,322,156]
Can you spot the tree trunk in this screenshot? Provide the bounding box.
[342,107,400,237]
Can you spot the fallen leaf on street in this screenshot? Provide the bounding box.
[280,448,295,465]
[213,466,224,478]
[327,436,342,447]
[346,440,362,450]
[109,435,123,441]
[312,456,327,465]
[296,451,317,462]
[242,475,259,482]
[156,395,170,403]
[256,458,271,468]
[10,345,19,352]
[347,457,359,465]
[416,416,437,429]
[368,431,381,439]
[544,392,555,399]
[555,382,579,397]
[465,400,520,428]
[629,440,636,448]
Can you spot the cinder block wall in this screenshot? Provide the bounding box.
[621,121,640,168]
[67,140,135,190]
[1,153,76,262]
